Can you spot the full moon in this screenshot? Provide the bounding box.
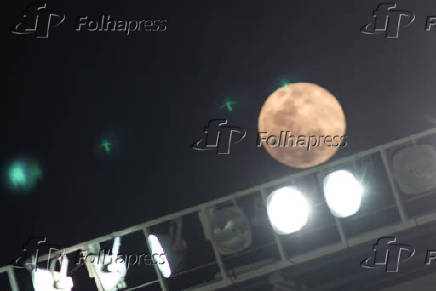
[258,83,346,168]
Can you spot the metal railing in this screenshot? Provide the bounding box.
[1,127,436,291]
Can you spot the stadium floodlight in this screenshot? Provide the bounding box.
[146,218,187,278]
[147,234,172,278]
[266,186,310,235]
[90,237,127,290]
[392,145,436,195]
[323,169,363,218]
[32,255,73,291]
[199,206,252,255]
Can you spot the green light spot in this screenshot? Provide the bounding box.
[221,99,238,112]
[281,81,291,88]
[9,165,26,186]
[6,159,42,192]
[101,139,112,153]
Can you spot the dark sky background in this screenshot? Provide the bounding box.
[2,0,436,288]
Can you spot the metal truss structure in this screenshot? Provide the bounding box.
[1,127,436,291]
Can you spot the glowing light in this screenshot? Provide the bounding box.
[9,165,26,186]
[91,237,127,290]
[100,139,112,153]
[280,81,291,88]
[323,170,363,218]
[7,159,42,191]
[220,99,238,112]
[147,234,172,278]
[266,186,310,235]
[32,269,74,291]
[32,256,73,291]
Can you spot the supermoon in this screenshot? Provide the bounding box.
[258,83,346,168]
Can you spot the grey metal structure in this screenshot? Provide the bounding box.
[1,127,436,290]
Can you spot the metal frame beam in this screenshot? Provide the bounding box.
[1,127,435,290]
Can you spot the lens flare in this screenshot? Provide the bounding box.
[6,159,42,192]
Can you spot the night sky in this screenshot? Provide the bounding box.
[2,0,436,289]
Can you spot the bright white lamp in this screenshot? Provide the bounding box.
[147,234,172,278]
[266,186,310,235]
[32,256,73,291]
[90,237,127,290]
[323,169,363,218]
